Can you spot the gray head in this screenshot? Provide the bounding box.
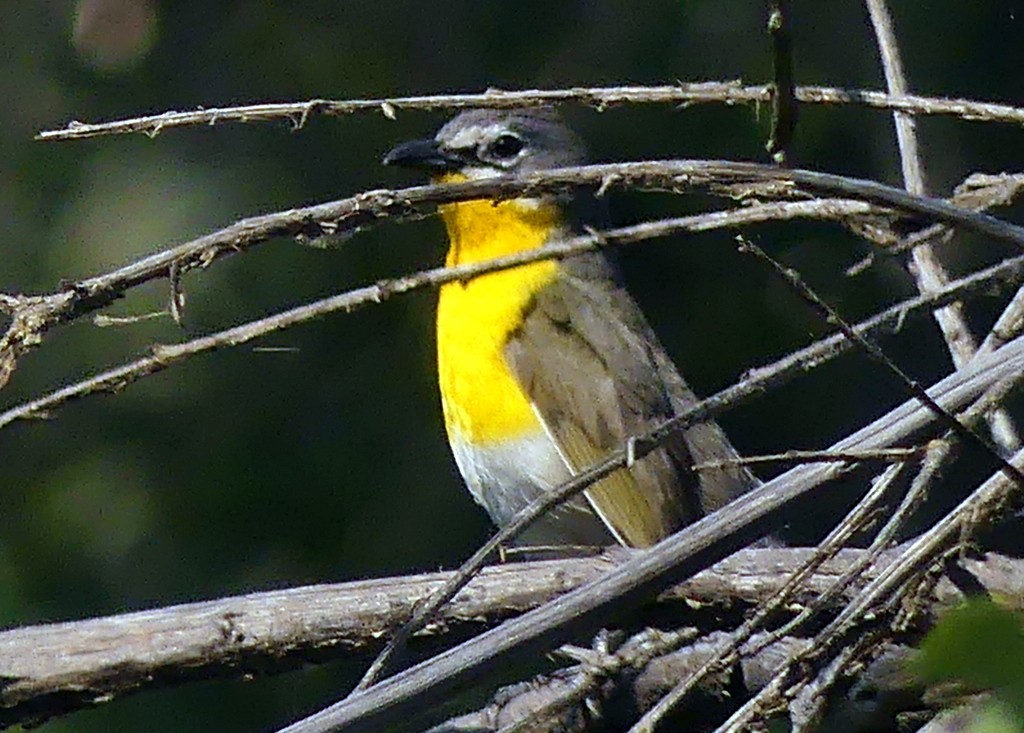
[383,108,587,178]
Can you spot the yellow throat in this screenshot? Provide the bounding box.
[434,172,563,444]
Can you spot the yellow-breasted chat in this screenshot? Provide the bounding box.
[384,108,756,548]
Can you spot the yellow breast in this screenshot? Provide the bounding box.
[434,175,562,444]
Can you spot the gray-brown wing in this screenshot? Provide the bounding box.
[557,254,759,515]
[504,254,704,546]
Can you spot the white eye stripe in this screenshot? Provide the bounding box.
[444,122,508,150]
[443,128,478,149]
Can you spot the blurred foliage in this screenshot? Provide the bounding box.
[3,1,1024,730]
[917,599,1024,731]
[966,704,1024,733]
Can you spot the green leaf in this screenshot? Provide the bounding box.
[917,599,1024,719]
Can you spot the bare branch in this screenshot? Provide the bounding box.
[271,334,1024,733]
[712,216,1024,729]
[4,158,1024,394]
[866,0,1021,453]
[978,288,1024,358]
[625,442,911,733]
[16,75,1024,733]
[845,173,1024,275]
[765,1,797,162]
[36,84,1024,142]
[973,174,1024,358]
[712,429,1024,732]
[3,547,1020,728]
[692,446,926,471]
[0,200,872,425]
[425,632,924,733]
[740,238,1024,487]
[5,227,1024,435]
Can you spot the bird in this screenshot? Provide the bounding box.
[383,108,756,549]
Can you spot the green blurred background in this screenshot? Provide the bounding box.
[2,1,1024,730]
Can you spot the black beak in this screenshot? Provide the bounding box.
[382,138,462,172]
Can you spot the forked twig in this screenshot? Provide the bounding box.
[865,0,1021,453]
[740,238,1024,493]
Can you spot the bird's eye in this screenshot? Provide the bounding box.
[487,134,524,160]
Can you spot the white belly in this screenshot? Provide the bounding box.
[448,430,616,547]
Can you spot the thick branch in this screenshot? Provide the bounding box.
[2,548,1019,728]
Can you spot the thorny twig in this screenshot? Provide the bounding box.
[4,159,1024,393]
[36,83,1024,141]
